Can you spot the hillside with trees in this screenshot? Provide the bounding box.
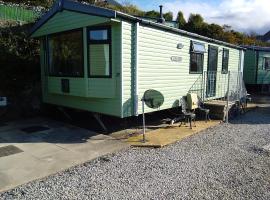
[3,0,270,46]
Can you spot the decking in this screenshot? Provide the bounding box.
[204,100,237,120]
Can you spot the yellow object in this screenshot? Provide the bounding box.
[187,93,198,110]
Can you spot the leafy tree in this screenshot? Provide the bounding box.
[184,14,206,35]
[144,10,173,21]
[3,0,54,8]
[204,23,224,40]
[144,10,159,19]
[163,12,173,21]
[186,14,204,29]
[176,11,186,28]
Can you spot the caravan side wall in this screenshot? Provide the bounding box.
[38,11,123,117]
[122,23,241,117]
[243,49,270,90]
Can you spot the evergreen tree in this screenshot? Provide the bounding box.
[176,11,186,28]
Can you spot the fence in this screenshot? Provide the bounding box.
[189,71,248,122]
[0,4,40,22]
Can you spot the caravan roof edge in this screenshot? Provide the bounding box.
[29,0,245,50]
[29,0,116,37]
[116,11,245,50]
[241,45,270,52]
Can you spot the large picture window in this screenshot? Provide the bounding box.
[48,29,83,77]
[222,48,229,74]
[263,57,270,70]
[190,41,205,73]
[88,27,111,78]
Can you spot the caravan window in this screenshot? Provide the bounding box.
[222,49,229,73]
[48,29,83,77]
[263,57,270,70]
[191,41,206,53]
[190,41,205,73]
[88,27,112,78]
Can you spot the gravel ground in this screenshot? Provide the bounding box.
[1,107,270,200]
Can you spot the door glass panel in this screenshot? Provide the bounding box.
[206,46,218,97]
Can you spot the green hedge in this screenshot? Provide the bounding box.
[0,22,41,118]
[0,4,40,22]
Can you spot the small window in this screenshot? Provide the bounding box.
[90,30,108,40]
[222,49,229,73]
[190,53,204,73]
[190,41,204,73]
[263,57,270,70]
[48,29,83,77]
[191,41,206,53]
[88,27,111,78]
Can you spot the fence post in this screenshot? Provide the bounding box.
[226,71,230,123]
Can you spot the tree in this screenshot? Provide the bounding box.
[163,12,173,21]
[185,14,206,34]
[204,23,224,40]
[144,10,159,19]
[176,11,186,28]
[4,0,54,8]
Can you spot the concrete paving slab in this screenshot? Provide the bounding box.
[0,118,129,192]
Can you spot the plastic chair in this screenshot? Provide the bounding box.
[179,97,196,129]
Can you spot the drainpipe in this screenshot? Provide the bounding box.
[134,22,139,116]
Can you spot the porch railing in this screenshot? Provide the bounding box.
[189,71,247,122]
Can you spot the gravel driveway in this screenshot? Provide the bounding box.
[1,107,270,200]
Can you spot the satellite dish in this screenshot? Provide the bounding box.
[141,89,164,143]
[142,89,164,109]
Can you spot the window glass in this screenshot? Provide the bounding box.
[48,30,83,77]
[192,42,206,53]
[264,57,270,70]
[90,30,108,41]
[88,27,111,77]
[89,44,110,76]
[190,52,204,73]
[222,49,229,73]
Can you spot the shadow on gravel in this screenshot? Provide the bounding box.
[248,145,270,157]
[230,106,270,125]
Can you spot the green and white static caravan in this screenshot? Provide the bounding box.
[30,0,245,118]
[242,46,270,94]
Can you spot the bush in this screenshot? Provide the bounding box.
[0,21,41,118]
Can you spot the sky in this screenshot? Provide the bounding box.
[125,0,270,35]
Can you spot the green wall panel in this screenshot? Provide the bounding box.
[257,51,270,84]
[32,10,110,37]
